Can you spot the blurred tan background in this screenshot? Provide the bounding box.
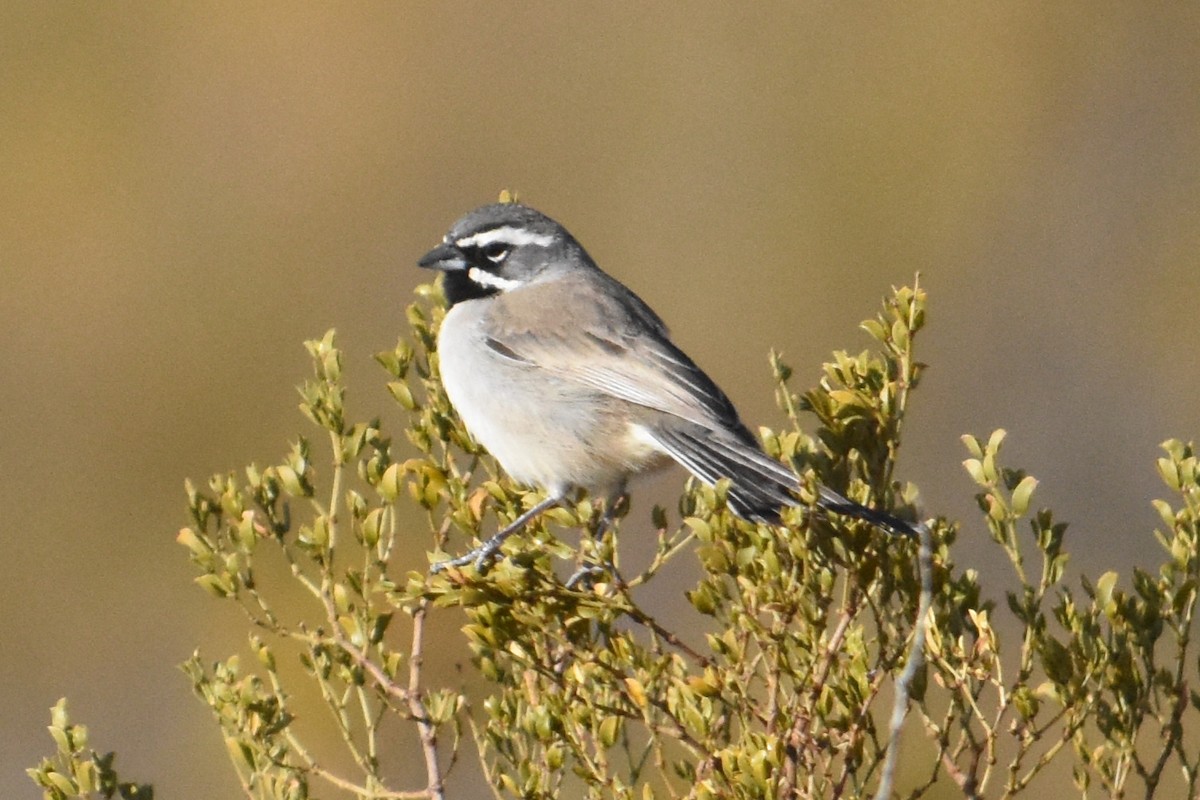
[3,3,1199,797]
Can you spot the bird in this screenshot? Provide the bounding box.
[417,202,917,571]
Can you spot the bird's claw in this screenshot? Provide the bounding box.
[430,540,504,575]
[564,564,607,590]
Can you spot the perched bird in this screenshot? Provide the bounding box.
[418,202,916,570]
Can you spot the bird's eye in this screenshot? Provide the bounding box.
[480,243,511,263]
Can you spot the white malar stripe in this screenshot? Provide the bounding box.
[456,225,555,250]
[467,267,522,292]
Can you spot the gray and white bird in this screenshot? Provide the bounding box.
[418,202,916,571]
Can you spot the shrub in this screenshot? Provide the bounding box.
[30,281,1200,799]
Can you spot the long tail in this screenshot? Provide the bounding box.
[644,422,918,537]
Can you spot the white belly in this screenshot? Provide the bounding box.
[436,302,668,497]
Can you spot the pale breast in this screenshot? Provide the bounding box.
[437,301,671,497]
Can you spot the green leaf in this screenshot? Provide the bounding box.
[598,715,620,748]
[378,462,403,502]
[1151,498,1176,529]
[1011,476,1038,516]
[1039,636,1074,686]
[860,318,886,343]
[1095,571,1119,617]
[46,771,77,796]
[961,434,983,459]
[1157,457,1181,490]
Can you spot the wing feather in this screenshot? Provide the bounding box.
[480,271,919,536]
[486,270,742,429]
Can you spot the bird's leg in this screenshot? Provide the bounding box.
[565,492,628,590]
[599,492,629,532]
[431,494,562,574]
[564,564,607,589]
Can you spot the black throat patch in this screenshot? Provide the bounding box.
[442,269,500,306]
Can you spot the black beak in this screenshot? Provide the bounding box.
[418,242,468,272]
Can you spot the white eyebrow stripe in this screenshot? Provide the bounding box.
[456,226,555,249]
[468,267,521,292]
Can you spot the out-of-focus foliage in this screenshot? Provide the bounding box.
[27,699,152,800]
[30,281,1200,799]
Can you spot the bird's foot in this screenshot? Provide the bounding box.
[429,494,564,575]
[564,564,609,590]
[430,536,507,574]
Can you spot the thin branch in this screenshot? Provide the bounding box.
[780,596,859,798]
[586,659,710,760]
[625,528,697,588]
[300,631,375,777]
[407,601,446,800]
[230,765,257,800]
[873,520,934,800]
[466,716,512,800]
[280,731,429,799]
[617,596,711,668]
[313,564,446,800]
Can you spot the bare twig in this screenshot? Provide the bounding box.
[277,734,429,799]
[617,597,711,668]
[408,601,446,800]
[319,603,447,800]
[780,595,859,798]
[625,528,697,588]
[873,520,934,800]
